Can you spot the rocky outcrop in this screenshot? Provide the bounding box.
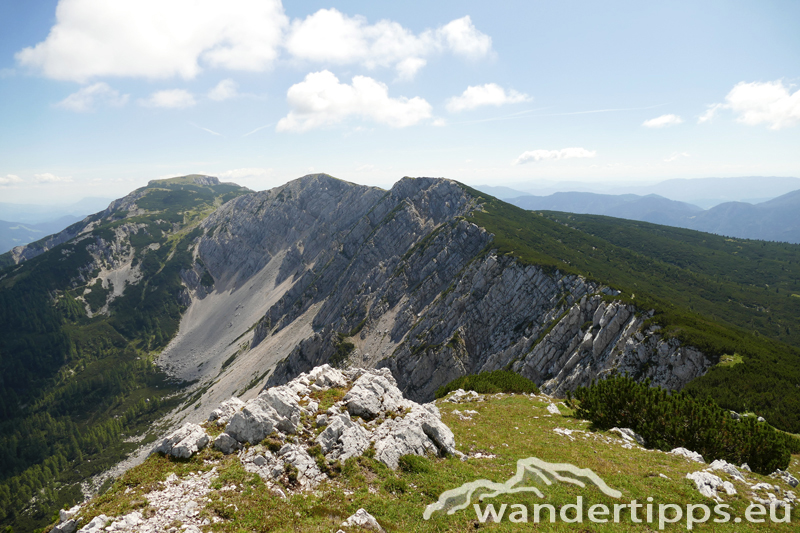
[150,423,210,459]
[152,365,457,482]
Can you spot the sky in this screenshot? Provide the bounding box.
[1,0,799,203]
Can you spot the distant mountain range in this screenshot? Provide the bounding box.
[479,184,800,244]
[0,197,113,254]
[478,176,800,209]
[0,216,84,254]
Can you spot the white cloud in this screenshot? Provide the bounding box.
[276,70,432,132]
[725,80,800,129]
[642,114,683,128]
[664,152,690,162]
[446,83,531,112]
[699,80,800,129]
[56,82,128,112]
[140,89,196,109]
[438,16,493,59]
[514,148,597,165]
[395,57,427,81]
[0,174,23,186]
[697,103,723,124]
[218,167,273,180]
[208,79,239,101]
[34,173,73,183]
[285,10,491,80]
[15,0,287,82]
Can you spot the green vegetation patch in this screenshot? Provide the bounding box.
[569,375,800,474]
[435,370,539,399]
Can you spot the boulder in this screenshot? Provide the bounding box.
[59,504,82,523]
[669,447,705,463]
[372,405,455,469]
[151,423,209,459]
[77,515,108,533]
[278,444,326,487]
[309,364,348,388]
[609,427,645,446]
[213,432,240,454]
[686,471,734,501]
[52,519,77,533]
[344,373,408,420]
[225,397,281,444]
[709,459,746,483]
[207,397,244,425]
[341,508,384,532]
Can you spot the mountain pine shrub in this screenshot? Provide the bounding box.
[568,375,800,474]
[435,370,539,399]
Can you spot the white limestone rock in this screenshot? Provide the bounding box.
[709,459,746,483]
[372,405,456,469]
[213,432,240,454]
[344,373,408,420]
[341,508,384,532]
[309,364,348,388]
[686,471,728,501]
[77,515,108,533]
[278,444,326,487]
[225,397,281,444]
[52,519,77,533]
[609,427,645,446]
[208,397,245,425]
[151,423,209,459]
[59,504,82,523]
[670,447,705,463]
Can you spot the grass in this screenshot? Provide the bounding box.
[67,393,799,532]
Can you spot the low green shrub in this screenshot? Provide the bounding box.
[435,370,539,399]
[568,375,799,474]
[398,454,432,474]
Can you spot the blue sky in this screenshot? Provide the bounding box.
[1,0,799,203]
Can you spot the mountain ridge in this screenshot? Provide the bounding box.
[1,173,799,530]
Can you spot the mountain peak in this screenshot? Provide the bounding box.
[147,174,221,188]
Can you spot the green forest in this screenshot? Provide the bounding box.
[462,185,800,436]
[0,177,248,531]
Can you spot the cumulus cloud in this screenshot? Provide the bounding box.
[139,89,196,109]
[15,0,287,82]
[34,173,73,183]
[446,83,530,112]
[642,114,683,128]
[0,174,23,186]
[56,82,128,112]
[285,10,491,79]
[276,70,432,132]
[514,148,596,165]
[208,79,239,101]
[699,81,800,129]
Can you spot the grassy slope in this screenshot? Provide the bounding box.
[458,186,800,434]
[0,178,249,531]
[72,393,799,532]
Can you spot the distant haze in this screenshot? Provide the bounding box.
[480,176,800,209]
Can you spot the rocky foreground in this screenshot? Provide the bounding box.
[51,365,456,533]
